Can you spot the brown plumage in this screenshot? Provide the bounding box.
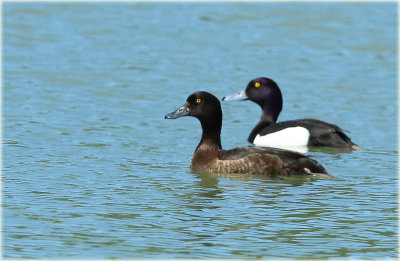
[165,91,331,177]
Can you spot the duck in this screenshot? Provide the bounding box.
[165,91,332,177]
[222,77,361,152]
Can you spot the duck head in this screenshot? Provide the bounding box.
[222,77,283,122]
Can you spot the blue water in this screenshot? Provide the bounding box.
[2,2,398,259]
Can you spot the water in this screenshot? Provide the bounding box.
[2,2,398,259]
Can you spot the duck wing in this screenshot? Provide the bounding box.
[259,119,361,150]
[217,146,328,175]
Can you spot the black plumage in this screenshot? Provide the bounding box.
[223,77,361,151]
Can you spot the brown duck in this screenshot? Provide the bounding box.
[165,91,332,177]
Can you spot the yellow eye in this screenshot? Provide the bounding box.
[255,82,261,88]
[196,98,202,104]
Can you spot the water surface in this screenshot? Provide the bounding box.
[2,2,398,259]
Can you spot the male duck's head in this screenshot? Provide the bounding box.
[223,77,283,122]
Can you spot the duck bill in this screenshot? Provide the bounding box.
[165,104,190,119]
[222,90,248,101]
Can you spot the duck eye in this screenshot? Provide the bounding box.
[254,82,261,88]
[196,98,202,104]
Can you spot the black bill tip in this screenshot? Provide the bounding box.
[164,105,189,119]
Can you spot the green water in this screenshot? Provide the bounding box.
[2,2,398,259]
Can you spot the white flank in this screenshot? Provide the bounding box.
[253,126,310,154]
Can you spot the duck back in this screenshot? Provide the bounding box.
[191,146,327,176]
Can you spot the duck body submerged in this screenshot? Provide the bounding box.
[223,77,361,152]
[165,91,330,177]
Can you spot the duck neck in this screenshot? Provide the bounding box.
[247,109,277,143]
[195,115,222,152]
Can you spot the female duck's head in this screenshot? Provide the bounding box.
[165,91,222,132]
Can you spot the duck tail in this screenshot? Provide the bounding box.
[303,168,336,179]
